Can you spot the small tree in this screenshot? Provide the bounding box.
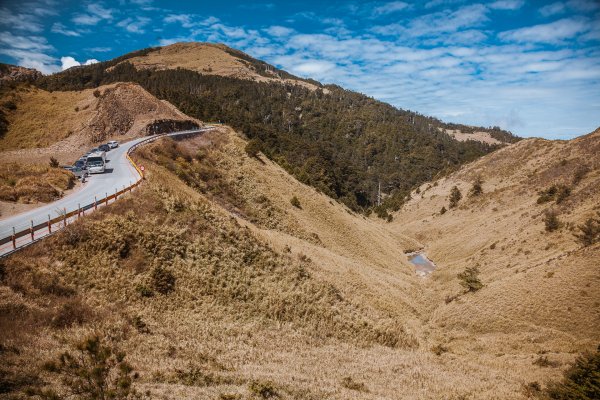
[245,138,262,158]
[469,176,483,197]
[49,157,59,168]
[544,209,560,232]
[290,196,301,209]
[39,336,138,399]
[574,213,600,247]
[457,266,483,292]
[448,186,462,208]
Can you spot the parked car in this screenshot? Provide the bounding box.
[87,151,106,174]
[74,159,87,169]
[62,166,88,179]
[99,144,110,152]
[108,140,119,149]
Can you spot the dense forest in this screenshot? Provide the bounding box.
[35,48,519,213]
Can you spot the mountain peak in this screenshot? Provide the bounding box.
[116,41,324,91]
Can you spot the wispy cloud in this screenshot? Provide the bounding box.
[51,22,81,37]
[72,3,115,26]
[371,1,410,16]
[117,16,151,33]
[498,17,592,44]
[488,0,524,11]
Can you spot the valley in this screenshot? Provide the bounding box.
[0,43,598,400]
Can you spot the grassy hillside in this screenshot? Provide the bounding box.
[1,127,596,399]
[35,42,519,213]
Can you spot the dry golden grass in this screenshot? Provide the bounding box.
[0,82,199,164]
[1,126,598,399]
[0,162,75,203]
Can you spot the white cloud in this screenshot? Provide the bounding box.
[51,22,81,37]
[117,16,151,33]
[86,46,112,52]
[60,56,99,70]
[291,60,337,76]
[264,25,295,37]
[373,4,489,39]
[72,3,115,25]
[372,1,410,16]
[498,17,591,43]
[489,0,525,10]
[539,2,566,17]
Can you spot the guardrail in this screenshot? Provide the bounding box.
[0,127,212,257]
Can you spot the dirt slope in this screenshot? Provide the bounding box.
[0,82,200,163]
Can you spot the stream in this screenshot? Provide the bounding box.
[407,252,437,277]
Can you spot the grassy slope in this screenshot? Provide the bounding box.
[391,129,600,357]
[1,127,598,399]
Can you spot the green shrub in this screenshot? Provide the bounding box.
[49,157,59,168]
[537,185,571,204]
[544,209,561,232]
[469,176,483,197]
[290,196,301,209]
[448,186,462,208]
[544,345,600,399]
[574,213,600,247]
[151,266,176,295]
[457,266,483,292]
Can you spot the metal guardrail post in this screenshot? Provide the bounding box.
[48,214,51,234]
[115,188,118,200]
[78,203,81,218]
[12,227,16,249]
[63,208,67,227]
[105,192,108,205]
[94,196,97,210]
[30,220,34,241]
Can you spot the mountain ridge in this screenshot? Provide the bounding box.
[29,41,520,213]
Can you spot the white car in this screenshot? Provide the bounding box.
[108,140,119,149]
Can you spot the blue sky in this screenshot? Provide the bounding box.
[0,0,599,139]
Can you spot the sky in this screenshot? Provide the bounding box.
[0,0,599,139]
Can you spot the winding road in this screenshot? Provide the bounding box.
[0,127,214,255]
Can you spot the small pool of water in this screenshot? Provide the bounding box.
[408,252,436,277]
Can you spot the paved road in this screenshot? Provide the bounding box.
[0,128,212,240]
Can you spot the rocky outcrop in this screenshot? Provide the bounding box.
[0,63,42,85]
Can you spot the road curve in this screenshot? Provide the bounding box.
[0,128,213,241]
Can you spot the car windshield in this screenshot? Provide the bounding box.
[87,156,103,166]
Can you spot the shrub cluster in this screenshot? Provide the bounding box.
[537,184,571,204]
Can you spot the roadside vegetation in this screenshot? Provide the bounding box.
[0,162,75,203]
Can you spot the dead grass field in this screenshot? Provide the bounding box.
[0,126,598,399]
[0,162,76,207]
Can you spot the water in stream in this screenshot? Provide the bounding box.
[408,253,436,277]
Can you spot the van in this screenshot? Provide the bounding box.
[87,151,106,174]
